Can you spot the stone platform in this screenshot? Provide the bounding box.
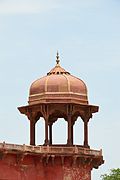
[0,142,104,180]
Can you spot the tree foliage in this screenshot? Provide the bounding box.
[101,168,120,180]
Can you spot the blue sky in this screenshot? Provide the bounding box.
[0,0,120,179]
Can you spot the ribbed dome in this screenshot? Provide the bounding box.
[29,53,88,105]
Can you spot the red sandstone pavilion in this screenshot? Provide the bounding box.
[0,53,104,180]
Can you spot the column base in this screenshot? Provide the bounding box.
[44,140,49,145]
[84,142,90,148]
[30,143,35,146]
[67,139,72,146]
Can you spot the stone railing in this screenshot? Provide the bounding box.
[0,142,102,157]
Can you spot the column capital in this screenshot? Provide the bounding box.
[27,111,37,122]
[41,104,49,120]
[81,109,92,123]
[67,104,73,116]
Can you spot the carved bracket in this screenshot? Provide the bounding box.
[16,153,25,164]
[81,107,93,122]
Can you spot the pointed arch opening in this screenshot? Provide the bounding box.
[52,118,67,145]
[73,117,84,145]
[35,118,45,145]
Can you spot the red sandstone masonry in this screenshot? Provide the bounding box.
[0,154,91,180]
[0,143,103,180]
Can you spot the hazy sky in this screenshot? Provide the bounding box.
[0,0,120,179]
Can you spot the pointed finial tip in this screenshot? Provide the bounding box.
[56,51,60,65]
[57,50,59,57]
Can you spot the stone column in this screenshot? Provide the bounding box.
[30,120,35,146]
[84,121,89,148]
[71,124,73,145]
[44,117,49,145]
[67,115,72,145]
[49,124,52,145]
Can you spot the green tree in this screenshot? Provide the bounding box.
[101,168,120,180]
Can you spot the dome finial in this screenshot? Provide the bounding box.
[56,51,60,65]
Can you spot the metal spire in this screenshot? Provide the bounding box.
[56,51,60,65]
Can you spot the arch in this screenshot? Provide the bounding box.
[73,116,84,145]
[35,118,45,145]
[52,118,67,145]
[72,111,82,120]
[33,111,43,123]
[49,109,67,121]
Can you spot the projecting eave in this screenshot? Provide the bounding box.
[18,102,99,116]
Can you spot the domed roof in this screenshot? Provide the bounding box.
[29,53,88,105]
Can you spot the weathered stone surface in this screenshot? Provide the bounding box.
[0,154,91,180]
[0,143,103,180]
